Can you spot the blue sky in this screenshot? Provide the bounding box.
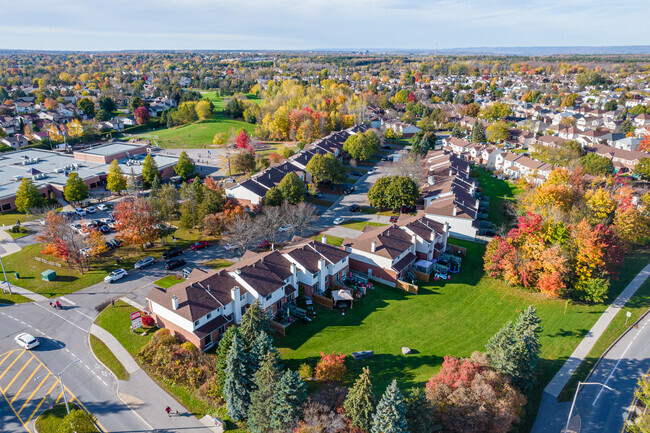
[2,0,645,51]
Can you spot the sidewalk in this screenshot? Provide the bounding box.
[0,227,22,257]
[2,283,48,302]
[90,324,218,432]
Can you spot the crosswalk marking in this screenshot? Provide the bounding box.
[0,350,25,381]
[3,355,34,392]
[26,386,59,425]
[11,363,41,404]
[17,372,50,415]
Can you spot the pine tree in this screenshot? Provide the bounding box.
[451,124,463,138]
[250,330,280,373]
[270,369,306,430]
[248,356,282,433]
[403,388,432,433]
[150,175,161,199]
[344,367,376,432]
[471,121,486,143]
[216,326,240,392]
[240,301,270,349]
[174,150,195,179]
[371,380,409,433]
[15,177,45,213]
[106,159,127,194]
[223,335,252,421]
[141,154,160,186]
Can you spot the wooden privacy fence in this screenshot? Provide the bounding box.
[34,257,63,268]
[270,320,287,336]
[413,270,430,282]
[312,293,334,309]
[397,280,418,294]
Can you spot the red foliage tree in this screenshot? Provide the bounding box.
[639,135,650,153]
[315,352,347,382]
[134,106,150,125]
[407,92,416,103]
[269,152,283,164]
[426,355,482,391]
[141,314,155,327]
[235,130,251,149]
[114,197,159,249]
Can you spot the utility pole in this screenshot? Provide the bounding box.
[565,381,614,433]
[35,359,80,414]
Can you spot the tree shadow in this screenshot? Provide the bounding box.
[549,328,590,338]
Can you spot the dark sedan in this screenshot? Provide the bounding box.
[165,258,186,270]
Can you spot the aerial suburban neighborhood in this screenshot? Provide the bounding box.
[0,3,650,433]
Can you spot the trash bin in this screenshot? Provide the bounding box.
[14,272,19,279]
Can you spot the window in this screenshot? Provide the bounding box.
[194,320,199,327]
[207,313,212,319]
[1,203,10,211]
[265,294,272,301]
[240,294,246,301]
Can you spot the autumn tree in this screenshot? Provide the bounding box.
[236,129,252,149]
[486,121,510,143]
[64,172,89,203]
[278,172,305,204]
[174,151,195,179]
[315,352,346,382]
[283,202,317,236]
[233,150,256,174]
[114,197,159,250]
[107,159,127,194]
[134,106,150,125]
[141,154,160,186]
[253,205,285,250]
[306,153,347,185]
[15,177,45,213]
[195,99,213,120]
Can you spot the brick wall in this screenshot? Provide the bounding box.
[349,258,397,287]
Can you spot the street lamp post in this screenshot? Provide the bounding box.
[35,359,80,415]
[565,381,614,433]
[0,254,12,295]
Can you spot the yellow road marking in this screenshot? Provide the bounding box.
[26,387,60,425]
[54,390,63,404]
[0,350,25,381]
[0,350,17,368]
[11,363,41,404]
[0,386,32,433]
[4,355,34,392]
[17,372,51,415]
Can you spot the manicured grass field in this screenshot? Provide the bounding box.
[203,258,234,270]
[137,93,258,149]
[275,240,650,432]
[311,234,344,246]
[339,220,388,231]
[153,275,186,289]
[89,334,130,381]
[95,300,154,356]
[475,167,524,229]
[0,292,31,304]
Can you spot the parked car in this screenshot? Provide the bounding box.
[278,224,293,232]
[311,193,323,198]
[104,241,114,250]
[15,333,39,350]
[381,156,390,161]
[134,256,155,269]
[98,225,110,234]
[350,172,363,177]
[389,215,399,223]
[85,206,96,214]
[344,186,356,194]
[349,204,360,212]
[75,208,86,217]
[165,258,186,270]
[109,239,123,249]
[104,268,128,283]
[333,217,345,225]
[257,240,271,249]
[382,145,392,150]
[97,204,109,211]
[367,169,376,175]
[401,205,416,213]
[80,248,90,257]
[223,243,238,251]
[162,247,183,259]
[190,241,209,251]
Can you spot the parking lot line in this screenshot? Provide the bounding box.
[26,385,59,425]
[4,355,34,392]
[0,350,17,368]
[17,372,50,415]
[0,350,25,381]
[11,363,41,404]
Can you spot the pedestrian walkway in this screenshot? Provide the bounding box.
[1,283,48,302]
[544,263,650,397]
[89,323,218,432]
[0,228,22,257]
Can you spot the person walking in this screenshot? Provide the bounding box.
[55,300,61,309]
[165,406,171,417]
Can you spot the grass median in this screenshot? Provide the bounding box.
[89,334,130,381]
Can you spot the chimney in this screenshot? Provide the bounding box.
[444,221,450,234]
[231,286,242,324]
[411,233,417,245]
[371,240,377,253]
[321,234,327,244]
[171,295,179,311]
[236,267,241,275]
[319,259,326,271]
[430,230,436,242]
[449,168,453,177]
[476,198,480,209]
[453,206,457,216]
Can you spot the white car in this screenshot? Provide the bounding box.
[80,248,91,257]
[85,206,96,214]
[333,217,345,225]
[104,268,128,283]
[223,243,238,251]
[278,224,293,232]
[134,256,155,269]
[367,169,376,175]
[75,208,86,217]
[97,204,109,211]
[15,333,39,350]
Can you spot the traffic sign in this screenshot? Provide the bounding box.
[130,311,142,330]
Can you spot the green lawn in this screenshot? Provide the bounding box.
[305,197,335,208]
[203,258,234,270]
[90,334,130,381]
[35,404,99,433]
[95,300,154,356]
[275,240,650,433]
[8,229,30,239]
[154,275,186,289]
[0,292,31,304]
[475,167,523,229]
[0,211,36,227]
[137,94,259,149]
[311,234,344,246]
[339,220,388,231]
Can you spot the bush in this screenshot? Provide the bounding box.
[315,352,346,382]
[181,341,198,352]
[141,314,155,328]
[10,225,27,233]
[299,363,314,380]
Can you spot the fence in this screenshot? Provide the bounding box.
[270,320,287,336]
[447,244,467,256]
[397,280,418,294]
[34,257,63,268]
[413,270,430,282]
[312,293,334,309]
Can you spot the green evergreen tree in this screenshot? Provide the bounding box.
[15,177,45,213]
[150,175,161,199]
[248,356,282,433]
[450,124,463,138]
[106,159,127,194]
[191,178,204,205]
[403,388,433,433]
[141,154,160,186]
[64,172,89,203]
[471,121,486,143]
[224,335,252,421]
[250,330,281,373]
[270,369,306,430]
[344,367,376,432]
[216,326,241,392]
[240,301,271,349]
[174,150,195,179]
[371,380,409,433]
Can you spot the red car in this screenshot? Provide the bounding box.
[257,240,271,249]
[190,241,209,251]
[389,216,399,223]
